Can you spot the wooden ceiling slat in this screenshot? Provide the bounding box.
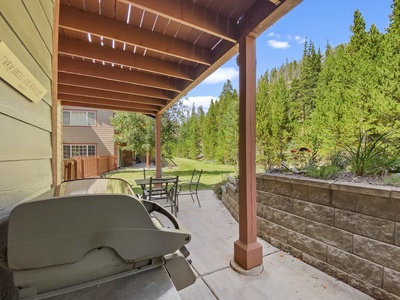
[193,0,255,20]
[120,0,238,42]
[58,73,175,100]
[100,0,116,19]
[59,36,194,80]
[162,20,182,42]
[61,100,156,114]
[61,27,79,40]
[115,0,128,21]
[59,5,212,65]
[175,25,193,43]
[59,94,159,111]
[152,15,169,35]
[67,0,84,8]
[141,10,157,30]
[128,6,143,27]
[186,28,204,45]
[58,85,167,107]
[84,0,99,14]
[58,56,184,92]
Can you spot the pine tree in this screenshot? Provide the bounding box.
[188,103,201,159]
[349,10,368,53]
[214,80,238,164]
[202,99,218,159]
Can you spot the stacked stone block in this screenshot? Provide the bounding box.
[221,174,400,300]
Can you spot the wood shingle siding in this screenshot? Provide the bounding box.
[0,1,54,212]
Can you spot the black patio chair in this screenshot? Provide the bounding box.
[178,169,202,207]
[148,176,179,216]
[141,168,163,198]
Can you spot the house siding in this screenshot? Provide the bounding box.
[0,1,54,214]
[62,107,115,157]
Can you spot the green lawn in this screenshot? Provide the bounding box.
[106,157,236,191]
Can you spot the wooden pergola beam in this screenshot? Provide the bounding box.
[58,57,183,92]
[61,100,155,114]
[58,85,167,107]
[59,94,160,112]
[59,5,212,66]
[121,0,238,43]
[238,0,302,38]
[59,36,194,81]
[58,73,175,100]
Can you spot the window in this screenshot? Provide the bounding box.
[63,110,96,126]
[63,144,96,159]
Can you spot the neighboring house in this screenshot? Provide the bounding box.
[62,106,136,168]
[62,106,115,159]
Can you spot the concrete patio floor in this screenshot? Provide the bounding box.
[174,190,373,300]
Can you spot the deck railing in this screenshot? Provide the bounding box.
[63,155,117,181]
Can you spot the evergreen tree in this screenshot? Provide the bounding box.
[188,103,202,159]
[215,80,238,164]
[349,10,368,53]
[256,68,291,169]
[379,0,400,150]
[202,99,218,159]
[162,100,186,156]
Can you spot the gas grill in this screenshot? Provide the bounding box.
[0,178,195,299]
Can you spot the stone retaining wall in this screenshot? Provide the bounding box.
[221,174,400,300]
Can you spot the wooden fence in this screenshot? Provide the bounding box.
[63,155,117,181]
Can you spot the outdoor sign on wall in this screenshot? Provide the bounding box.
[0,40,47,103]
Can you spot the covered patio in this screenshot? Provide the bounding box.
[0,1,398,298]
[53,0,303,272]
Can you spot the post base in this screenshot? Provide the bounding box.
[230,258,263,276]
[233,240,263,270]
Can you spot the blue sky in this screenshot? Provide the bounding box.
[183,0,393,111]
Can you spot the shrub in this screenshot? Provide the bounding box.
[341,131,390,176]
[330,151,348,169]
[306,166,342,180]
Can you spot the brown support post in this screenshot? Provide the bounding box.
[233,35,263,272]
[51,0,61,186]
[155,113,162,178]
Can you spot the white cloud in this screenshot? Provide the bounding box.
[267,32,281,38]
[295,35,306,44]
[203,67,239,84]
[267,39,290,49]
[183,96,218,111]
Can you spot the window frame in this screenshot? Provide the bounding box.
[62,110,97,127]
[63,144,97,159]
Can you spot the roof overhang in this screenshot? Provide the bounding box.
[57,0,302,114]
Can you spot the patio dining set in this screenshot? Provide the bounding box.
[135,169,203,217]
